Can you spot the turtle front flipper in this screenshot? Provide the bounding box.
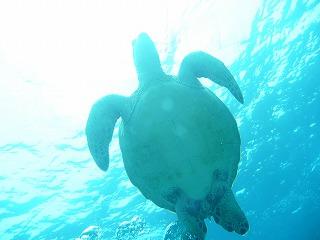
[86,94,127,171]
[178,51,244,103]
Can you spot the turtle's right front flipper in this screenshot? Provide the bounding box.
[86,95,127,171]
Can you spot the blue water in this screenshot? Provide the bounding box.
[1,0,320,239]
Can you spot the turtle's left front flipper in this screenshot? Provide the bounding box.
[178,51,244,104]
[86,95,127,171]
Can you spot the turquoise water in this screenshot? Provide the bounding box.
[1,0,320,239]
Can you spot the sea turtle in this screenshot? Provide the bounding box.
[86,33,249,239]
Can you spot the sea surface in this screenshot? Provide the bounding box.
[0,0,320,239]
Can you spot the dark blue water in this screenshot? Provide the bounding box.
[1,0,319,239]
[229,1,320,239]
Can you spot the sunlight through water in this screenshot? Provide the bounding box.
[1,0,319,239]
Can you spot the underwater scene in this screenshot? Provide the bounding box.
[0,0,319,239]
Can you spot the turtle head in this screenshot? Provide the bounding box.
[132,33,164,86]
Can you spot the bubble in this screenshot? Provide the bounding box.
[115,215,146,240]
[163,221,199,240]
[77,225,102,240]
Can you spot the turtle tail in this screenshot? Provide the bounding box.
[86,95,127,171]
[178,51,244,104]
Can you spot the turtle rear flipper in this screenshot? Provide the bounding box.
[178,51,244,104]
[212,189,249,235]
[175,197,207,240]
[86,95,127,171]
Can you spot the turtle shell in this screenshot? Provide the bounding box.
[119,80,240,210]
